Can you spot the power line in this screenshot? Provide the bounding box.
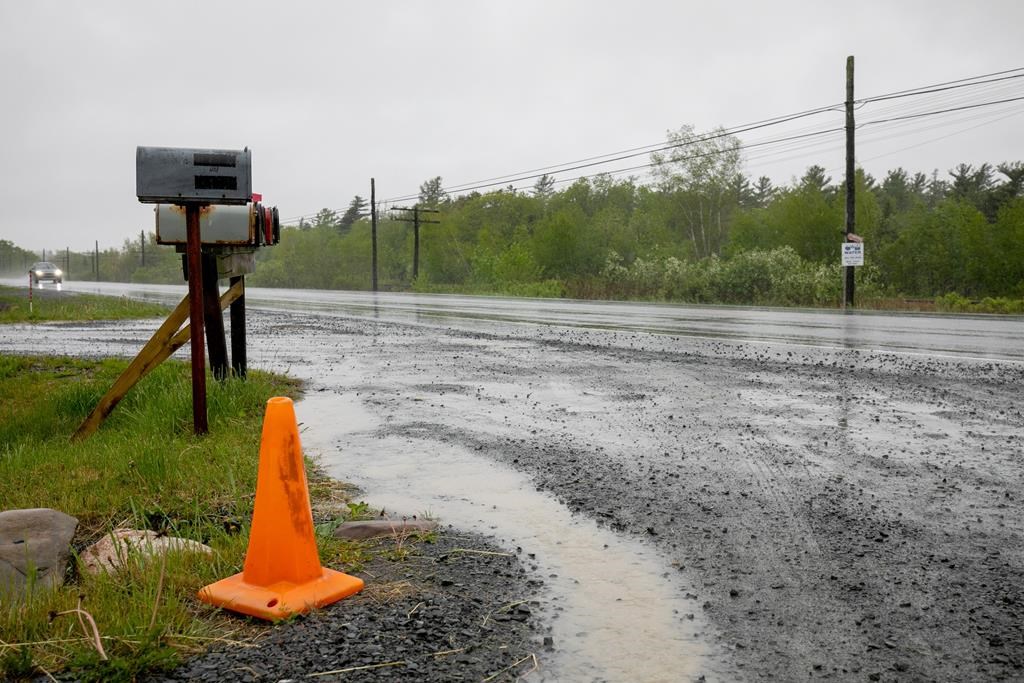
[377,67,1024,204]
[385,93,1022,202]
[856,67,1024,104]
[859,95,1024,127]
[430,69,1024,200]
[856,107,1024,168]
[280,66,1024,224]
[432,104,845,195]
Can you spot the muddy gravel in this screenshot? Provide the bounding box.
[244,310,1024,681]
[3,297,1023,681]
[147,530,545,683]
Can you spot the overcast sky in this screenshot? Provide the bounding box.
[1,0,1022,253]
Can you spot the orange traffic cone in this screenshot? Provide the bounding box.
[198,397,364,620]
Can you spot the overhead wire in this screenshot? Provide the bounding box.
[397,68,1024,202]
[856,107,1024,168]
[279,66,1024,224]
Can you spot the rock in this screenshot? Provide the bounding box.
[0,508,79,596]
[80,529,212,575]
[331,519,438,541]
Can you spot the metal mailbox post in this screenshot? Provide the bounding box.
[73,147,278,440]
[136,146,264,435]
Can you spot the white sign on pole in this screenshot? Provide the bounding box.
[841,242,864,267]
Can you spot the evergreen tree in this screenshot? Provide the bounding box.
[533,174,556,199]
[419,176,448,207]
[799,165,833,196]
[338,195,368,232]
[311,208,339,231]
[949,163,994,210]
[751,176,775,208]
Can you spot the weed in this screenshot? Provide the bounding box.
[0,647,36,681]
[345,500,373,521]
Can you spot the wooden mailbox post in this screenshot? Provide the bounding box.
[73,147,279,440]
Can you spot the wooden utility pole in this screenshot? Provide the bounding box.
[141,230,146,266]
[844,55,856,308]
[391,205,440,281]
[94,241,99,280]
[65,247,69,280]
[371,178,378,292]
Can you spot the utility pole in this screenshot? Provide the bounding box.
[65,247,70,280]
[844,55,856,308]
[391,205,440,281]
[94,240,99,281]
[141,230,146,266]
[370,178,378,292]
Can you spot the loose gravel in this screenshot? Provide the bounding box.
[148,530,545,683]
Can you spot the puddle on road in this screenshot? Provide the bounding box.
[297,390,709,682]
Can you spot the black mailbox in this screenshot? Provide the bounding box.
[136,146,252,205]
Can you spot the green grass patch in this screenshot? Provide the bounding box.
[0,285,169,323]
[0,356,365,681]
[935,292,1024,314]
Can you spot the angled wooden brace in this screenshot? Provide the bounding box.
[72,280,244,441]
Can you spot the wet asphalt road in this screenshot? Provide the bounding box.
[3,282,1023,681]
[33,280,1024,362]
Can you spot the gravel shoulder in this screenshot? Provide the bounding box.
[247,312,1024,681]
[148,529,545,683]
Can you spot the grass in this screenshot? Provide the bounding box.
[0,285,169,323]
[0,356,367,681]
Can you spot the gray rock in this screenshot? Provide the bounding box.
[0,508,78,597]
[332,519,437,541]
[80,529,212,575]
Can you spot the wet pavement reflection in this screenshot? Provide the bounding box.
[12,279,1021,362]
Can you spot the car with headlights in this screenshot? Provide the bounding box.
[30,261,63,284]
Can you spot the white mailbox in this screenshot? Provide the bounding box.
[155,202,279,247]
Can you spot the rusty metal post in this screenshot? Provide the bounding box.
[185,205,208,434]
[202,253,228,382]
[229,275,246,378]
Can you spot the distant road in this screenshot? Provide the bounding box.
[7,279,1022,362]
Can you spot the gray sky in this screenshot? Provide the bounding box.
[1,0,1022,253]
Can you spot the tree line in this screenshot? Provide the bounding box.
[26,125,1024,310]
[247,125,1023,308]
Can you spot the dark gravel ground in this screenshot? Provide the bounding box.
[243,312,1024,682]
[147,529,545,683]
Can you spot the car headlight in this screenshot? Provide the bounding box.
[54,269,62,276]
[35,270,43,275]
